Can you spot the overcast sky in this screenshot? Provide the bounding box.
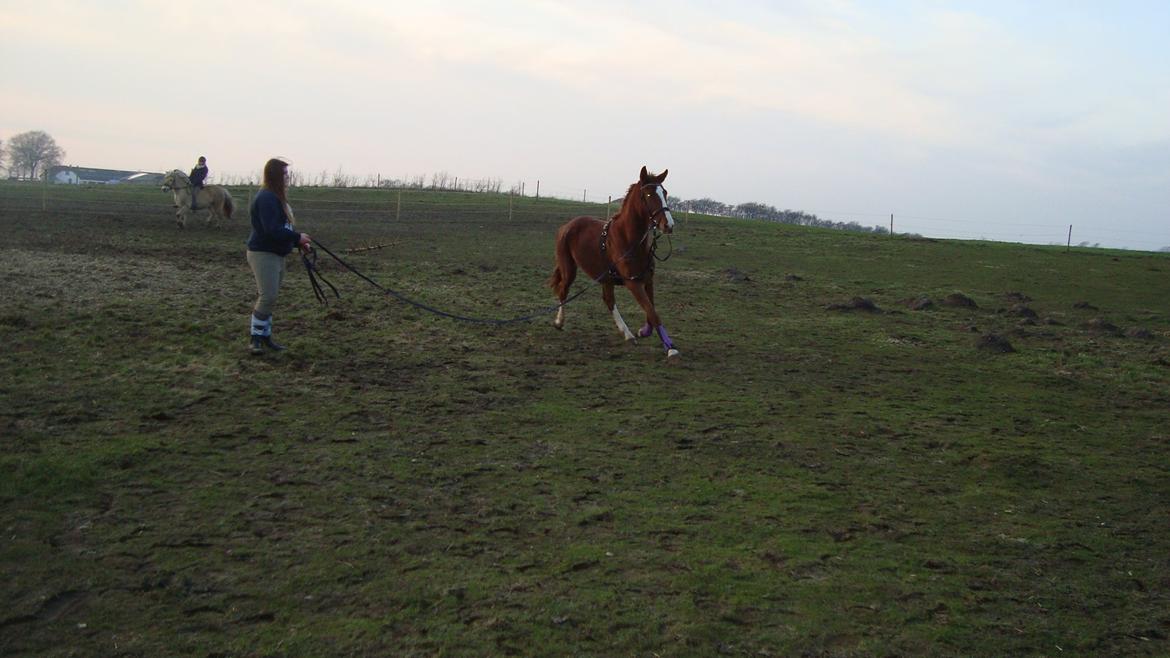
[2,0,1168,249]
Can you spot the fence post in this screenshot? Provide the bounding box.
[42,172,48,211]
[1067,225,1072,251]
[583,188,587,203]
[535,180,539,199]
[890,213,894,236]
[396,190,402,222]
[606,195,612,219]
[509,190,513,221]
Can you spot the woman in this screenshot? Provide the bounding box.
[246,158,311,355]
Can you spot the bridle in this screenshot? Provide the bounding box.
[162,171,191,193]
[641,183,672,230]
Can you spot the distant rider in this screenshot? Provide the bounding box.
[188,156,208,210]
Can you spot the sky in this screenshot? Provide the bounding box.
[2,0,1168,250]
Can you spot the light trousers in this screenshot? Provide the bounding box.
[246,250,286,318]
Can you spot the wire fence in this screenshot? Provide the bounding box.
[0,180,637,240]
[2,179,1167,252]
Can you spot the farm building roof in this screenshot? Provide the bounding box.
[48,166,165,184]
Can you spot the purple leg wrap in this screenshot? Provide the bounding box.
[656,325,674,350]
[639,323,654,338]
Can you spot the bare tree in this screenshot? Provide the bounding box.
[7,130,65,179]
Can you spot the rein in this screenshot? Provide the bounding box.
[302,239,591,325]
[301,246,341,304]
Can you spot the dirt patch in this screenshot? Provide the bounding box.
[942,293,978,308]
[826,297,880,312]
[724,267,751,282]
[1005,304,1038,319]
[903,296,934,311]
[975,334,1015,353]
[1,248,233,307]
[1084,318,1121,334]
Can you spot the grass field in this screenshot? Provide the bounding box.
[2,180,1168,657]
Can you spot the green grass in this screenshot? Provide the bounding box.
[1,180,1168,656]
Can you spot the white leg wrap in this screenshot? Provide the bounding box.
[250,314,272,337]
[612,305,636,341]
[554,306,565,328]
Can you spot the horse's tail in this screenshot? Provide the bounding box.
[547,222,576,297]
[223,192,234,219]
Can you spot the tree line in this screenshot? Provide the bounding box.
[669,196,891,235]
[1,130,65,180]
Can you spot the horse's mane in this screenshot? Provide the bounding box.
[612,182,645,221]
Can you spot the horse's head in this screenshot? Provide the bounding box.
[161,169,188,191]
[638,165,674,234]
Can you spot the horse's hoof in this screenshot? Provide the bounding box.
[666,348,681,359]
[552,322,564,331]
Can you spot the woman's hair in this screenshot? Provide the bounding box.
[262,158,289,202]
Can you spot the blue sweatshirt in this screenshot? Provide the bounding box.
[189,164,208,187]
[247,189,301,256]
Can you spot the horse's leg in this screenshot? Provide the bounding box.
[603,282,636,341]
[551,248,577,330]
[174,192,188,228]
[626,281,680,358]
[638,273,656,338]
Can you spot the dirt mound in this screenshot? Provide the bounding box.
[1005,291,1032,303]
[975,334,1015,353]
[1126,327,1155,340]
[724,267,751,282]
[903,296,934,311]
[1074,301,1099,311]
[1006,304,1038,319]
[826,297,880,312]
[1083,318,1120,334]
[942,293,977,308]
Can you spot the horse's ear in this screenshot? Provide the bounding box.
[656,169,668,183]
[639,165,649,182]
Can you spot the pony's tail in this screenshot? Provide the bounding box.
[224,194,234,219]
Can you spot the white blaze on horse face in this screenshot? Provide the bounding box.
[612,304,636,341]
[655,186,674,230]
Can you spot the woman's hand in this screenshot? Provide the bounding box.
[298,233,312,253]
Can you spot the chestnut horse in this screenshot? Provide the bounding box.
[548,166,680,358]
